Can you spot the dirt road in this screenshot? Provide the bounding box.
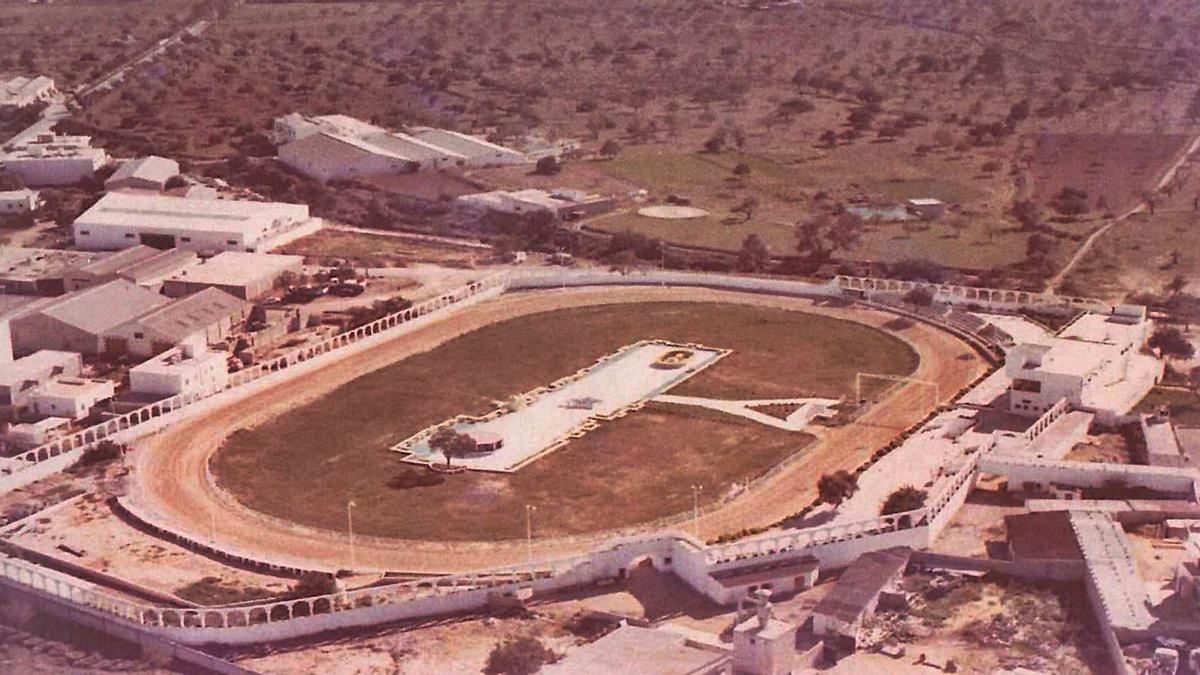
[1048,132,1200,292]
[131,287,983,574]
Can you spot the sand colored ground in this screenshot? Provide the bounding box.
[130,287,984,573]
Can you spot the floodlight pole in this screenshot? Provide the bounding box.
[347,500,358,571]
[690,484,702,539]
[525,504,537,564]
[209,511,217,546]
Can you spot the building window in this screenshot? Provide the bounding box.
[1012,378,1041,393]
[124,233,135,239]
[226,239,237,245]
[80,230,90,235]
[133,332,144,339]
[181,236,191,242]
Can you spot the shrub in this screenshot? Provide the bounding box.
[75,440,126,469]
[485,637,554,675]
[289,572,337,599]
[881,486,927,515]
[389,468,447,490]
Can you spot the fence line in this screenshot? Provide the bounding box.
[0,268,1129,645]
[0,273,510,493]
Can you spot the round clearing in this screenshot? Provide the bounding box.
[637,205,710,219]
[212,300,918,541]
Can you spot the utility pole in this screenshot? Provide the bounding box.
[690,484,703,539]
[347,500,357,571]
[525,504,537,564]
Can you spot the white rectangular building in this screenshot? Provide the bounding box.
[0,76,56,109]
[0,350,83,416]
[0,133,108,186]
[104,155,180,192]
[130,339,229,399]
[273,113,527,181]
[72,191,311,252]
[0,189,39,215]
[161,251,303,300]
[1005,312,1159,420]
[30,377,115,421]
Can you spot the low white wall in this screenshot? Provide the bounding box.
[979,455,1197,495]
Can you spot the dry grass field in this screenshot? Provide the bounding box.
[212,301,917,540]
[276,229,485,268]
[44,0,1196,285]
[0,0,207,89]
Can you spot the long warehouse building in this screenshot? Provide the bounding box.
[72,192,313,253]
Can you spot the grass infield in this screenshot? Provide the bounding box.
[213,301,918,540]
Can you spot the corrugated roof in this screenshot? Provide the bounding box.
[121,287,248,342]
[411,128,525,160]
[28,280,170,334]
[71,245,163,276]
[812,547,911,624]
[106,155,179,187]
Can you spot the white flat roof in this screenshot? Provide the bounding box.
[169,251,303,286]
[34,377,113,400]
[75,192,309,236]
[0,350,79,388]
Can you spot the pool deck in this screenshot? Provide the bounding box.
[393,341,728,472]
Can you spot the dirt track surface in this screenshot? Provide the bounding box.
[132,287,984,574]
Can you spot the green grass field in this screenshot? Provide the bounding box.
[590,147,1033,269]
[213,302,918,540]
[1134,387,1200,427]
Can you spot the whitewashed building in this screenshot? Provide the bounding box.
[30,377,115,421]
[0,189,39,215]
[0,133,108,186]
[273,113,527,181]
[1005,311,1158,420]
[105,155,180,192]
[130,338,229,399]
[161,251,303,300]
[72,192,312,252]
[0,76,56,109]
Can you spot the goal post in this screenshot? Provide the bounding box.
[855,372,940,410]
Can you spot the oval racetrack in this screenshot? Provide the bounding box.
[130,286,986,574]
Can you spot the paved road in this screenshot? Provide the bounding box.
[76,19,211,99]
[129,287,983,574]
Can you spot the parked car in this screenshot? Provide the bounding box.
[329,282,366,297]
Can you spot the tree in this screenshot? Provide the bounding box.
[817,470,858,506]
[732,196,759,222]
[1149,326,1195,361]
[1050,187,1089,217]
[880,486,927,515]
[737,234,770,272]
[732,162,751,177]
[819,129,838,148]
[598,139,621,158]
[428,427,476,465]
[1010,199,1040,229]
[1167,274,1188,297]
[485,637,554,675]
[533,156,562,176]
[795,212,863,263]
[903,286,934,308]
[290,572,337,598]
